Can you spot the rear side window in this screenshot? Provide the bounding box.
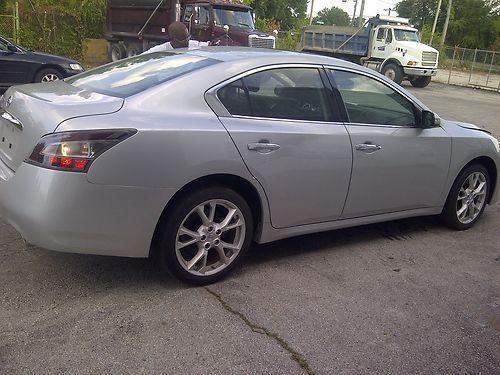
[66,53,219,98]
[217,68,333,122]
[331,70,417,127]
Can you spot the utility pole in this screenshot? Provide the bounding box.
[429,0,442,45]
[358,0,365,27]
[440,0,452,46]
[352,0,359,26]
[309,0,315,25]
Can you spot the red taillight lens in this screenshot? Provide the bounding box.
[26,129,136,172]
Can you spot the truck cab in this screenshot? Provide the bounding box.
[181,1,275,48]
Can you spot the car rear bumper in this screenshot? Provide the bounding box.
[0,160,175,258]
[404,67,438,77]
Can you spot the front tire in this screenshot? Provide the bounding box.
[35,68,63,83]
[381,63,403,85]
[410,76,432,88]
[158,186,253,285]
[441,164,490,230]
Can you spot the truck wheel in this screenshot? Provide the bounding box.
[109,43,126,62]
[410,76,432,88]
[382,63,403,85]
[126,43,141,58]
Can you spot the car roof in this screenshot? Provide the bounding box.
[182,47,360,69]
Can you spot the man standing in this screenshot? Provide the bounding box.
[144,21,208,53]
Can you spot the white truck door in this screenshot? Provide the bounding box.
[371,27,395,60]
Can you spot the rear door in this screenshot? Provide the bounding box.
[327,68,451,219]
[212,66,353,229]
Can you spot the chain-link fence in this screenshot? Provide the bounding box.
[0,2,19,42]
[436,46,500,92]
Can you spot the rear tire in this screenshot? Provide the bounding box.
[410,76,432,88]
[35,68,63,83]
[125,43,142,58]
[109,42,126,62]
[441,164,490,230]
[381,63,403,85]
[158,186,254,285]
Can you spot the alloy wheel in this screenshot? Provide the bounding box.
[175,199,246,276]
[456,171,487,224]
[41,73,60,82]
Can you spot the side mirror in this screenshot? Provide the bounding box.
[6,44,18,53]
[421,110,437,128]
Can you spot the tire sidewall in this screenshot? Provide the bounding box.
[442,164,490,230]
[159,186,254,285]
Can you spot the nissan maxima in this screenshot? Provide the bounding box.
[0,48,498,284]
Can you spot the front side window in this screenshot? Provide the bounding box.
[331,70,417,126]
[376,28,386,41]
[183,6,194,22]
[218,68,333,122]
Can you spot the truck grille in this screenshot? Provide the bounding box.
[422,51,438,67]
[248,35,275,49]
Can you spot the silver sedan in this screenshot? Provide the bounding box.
[0,48,498,284]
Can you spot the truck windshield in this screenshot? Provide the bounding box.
[213,6,255,29]
[393,29,420,42]
[65,53,219,98]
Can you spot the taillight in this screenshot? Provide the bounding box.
[26,129,136,172]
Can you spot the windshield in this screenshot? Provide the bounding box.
[393,29,420,42]
[65,52,219,98]
[213,6,255,29]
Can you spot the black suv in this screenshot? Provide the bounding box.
[0,34,84,92]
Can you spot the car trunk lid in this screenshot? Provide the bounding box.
[0,81,123,172]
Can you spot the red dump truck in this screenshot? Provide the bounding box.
[105,0,276,60]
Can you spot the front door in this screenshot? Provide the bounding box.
[328,69,451,218]
[371,27,395,60]
[215,66,353,228]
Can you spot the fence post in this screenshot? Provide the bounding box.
[468,48,477,85]
[486,51,494,87]
[14,1,20,44]
[448,46,456,85]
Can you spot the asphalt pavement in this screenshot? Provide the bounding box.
[1,82,499,374]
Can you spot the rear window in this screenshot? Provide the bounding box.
[65,52,219,98]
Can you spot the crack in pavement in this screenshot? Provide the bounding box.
[205,287,316,375]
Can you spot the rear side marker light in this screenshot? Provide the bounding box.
[26,129,136,173]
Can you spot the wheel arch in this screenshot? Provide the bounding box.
[149,173,265,258]
[381,58,402,70]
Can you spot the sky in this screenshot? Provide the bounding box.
[308,0,401,19]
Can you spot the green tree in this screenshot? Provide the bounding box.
[396,0,499,48]
[312,6,350,26]
[447,0,498,48]
[250,0,308,30]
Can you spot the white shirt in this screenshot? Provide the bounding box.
[143,40,209,54]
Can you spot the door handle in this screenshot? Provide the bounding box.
[248,142,281,154]
[355,143,382,153]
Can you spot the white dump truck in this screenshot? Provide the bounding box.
[300,15,439,87]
